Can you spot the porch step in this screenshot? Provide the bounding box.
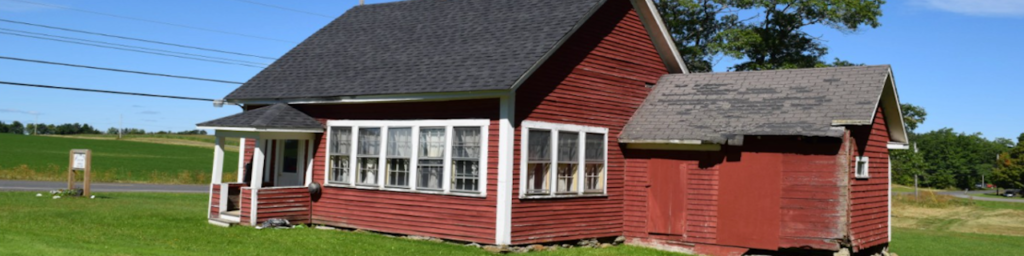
[208,217,238,227]
[221,210,241,222]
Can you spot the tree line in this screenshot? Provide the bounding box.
[891,104,1021,190]
[0,121,206,136]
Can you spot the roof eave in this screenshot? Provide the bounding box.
[630,0,687,74]
[225,89,510,105]
[196,126,323,133]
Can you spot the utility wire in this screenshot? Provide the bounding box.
[0,81,215,102]
[6,0,296,44]
[227,0,334,18]
[0,27,269,66]
[0,56,244,84]
[0,18,276,60]
[0,31,266,68]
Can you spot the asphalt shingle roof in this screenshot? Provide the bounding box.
[196,104,323,130]
[620,65,892,144]
[225,0,604,101]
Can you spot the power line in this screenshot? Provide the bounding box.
[0,27,269,66]
[7,0,296,44]
[0,56,244,84]
[0,81,216,102]
[0,30,266,68]
[0,18,276,60]
[227,0,334,18]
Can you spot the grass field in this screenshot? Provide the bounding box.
[890,191,1024,255]
[47,134,241,151]
[0,192,686,256]
[0,133,235,184]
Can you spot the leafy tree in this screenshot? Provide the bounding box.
[0,121,7,133]
[900,103,926,132]
[992,133,1024,190]
[657,0,885,72]
[107,127,119,134]
[9,121,24,135]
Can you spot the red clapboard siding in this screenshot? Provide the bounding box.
[255,187,311,224]
[293,99,500,244]
[848,107,891,251]
[510,0,669,245]
[622,150,719,247]
[240,187,252,226]
[778,139,846,250]
[210,184,221,219]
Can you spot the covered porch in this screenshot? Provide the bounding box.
[197,104,323,227]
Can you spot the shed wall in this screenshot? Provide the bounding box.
[510,0,668,245]
[848,107,891,250]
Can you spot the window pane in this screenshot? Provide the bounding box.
[584,163,604,192]
[585,133,603,161]
[527,129,551,194]
[387,159,410,187]
[417,159,443,189]
[419,127,445,158]
[282,140,299,173]
[528,130,550,161]
[527,163,550,194]
[330,127,351,155]
[357,157,378,185]
[358,128,380,156]
[387,128,412,157]
[558,132,578,163]
[452,160,479,192]
[452,127,480,159]
[557,163,577,193]
[329,155,349,184]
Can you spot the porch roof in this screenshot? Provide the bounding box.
[196,103,322,132]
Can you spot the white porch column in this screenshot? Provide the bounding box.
[238,138,247,183]
[495,94,514,245]
[211,135,225,184]
[252,138,266,189]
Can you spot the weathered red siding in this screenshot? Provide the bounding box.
[624,137,849,255]
[295,99,500,244]
[848,107,890,250]
[255,187,311,224]
[210,184,221,219]
[240,187,253,226]
[509,0,669,245]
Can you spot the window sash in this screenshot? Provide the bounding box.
[329,155,350,184]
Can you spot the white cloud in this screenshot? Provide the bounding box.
[915,0,1024,17]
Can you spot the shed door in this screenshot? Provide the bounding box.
[647,159,686,235]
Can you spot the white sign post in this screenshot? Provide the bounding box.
[67,149,92,197]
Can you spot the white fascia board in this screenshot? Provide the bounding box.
[198,126,323,134]
[625,143,721,151]
[521,120,610,134]
[508,0,607,92]
[830,120,873,126]
[887,142,910,150]
[618,138,703,145]
[226,90,508,105]
[630,0,688,74]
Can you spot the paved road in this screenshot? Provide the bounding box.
[898,189,1024,203]
[0,180,208,193]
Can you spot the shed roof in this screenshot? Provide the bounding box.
[196,103,322,131]
[225,0,607,101]
[620,65,906,145]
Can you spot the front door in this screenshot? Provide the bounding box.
[275,139,305,186]
[647,158,686,235]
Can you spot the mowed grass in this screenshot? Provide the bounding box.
[0,133,236,184]
[890,191,1024,255]
[0,192,686,256]
[54,134,241,151]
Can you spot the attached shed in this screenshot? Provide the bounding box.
[619,65,908,255]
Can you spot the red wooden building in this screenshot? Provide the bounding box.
[196,0,907,255]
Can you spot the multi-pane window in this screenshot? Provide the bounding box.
[325,120,488,196]
[418,127,445,190]
[386,128,412,187]
[556,132,578,194]
[329,127,351,185]
[357,128,381,185]
[584,133,604,193]
[520,121,607,198]
[452,127,481,192]
[526,130,551,195]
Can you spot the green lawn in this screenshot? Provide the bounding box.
[0,192,685,256]
[891,227,1024,255]
[0,133,236,184]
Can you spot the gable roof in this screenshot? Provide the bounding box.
[196,103,322,132]
[620,65,908,146]
[225,0,608,101]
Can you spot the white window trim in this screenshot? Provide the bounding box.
[519,120,608,199]
[855,156,870,179]
[324,119,490,198]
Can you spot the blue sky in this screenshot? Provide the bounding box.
[0,0,1021,140]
